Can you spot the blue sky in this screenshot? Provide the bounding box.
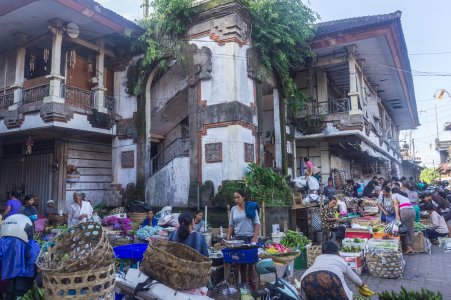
[98,0,451,168]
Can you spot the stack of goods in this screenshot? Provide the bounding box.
[136,225,163,240]
[340,238,367,275]
[101,216,134,247]
[365,238,403,279]
[37,222,116,299]
[140,239,211,290]
[280,230,311,269]
[127,201,152,226]
[109,206,127,218]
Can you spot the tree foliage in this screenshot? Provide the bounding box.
[420,167,439,184]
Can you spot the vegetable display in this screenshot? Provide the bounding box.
[414,222,428,232]
[280,230,311,249]
[378,287,443,300]
[340,245,364,253]
[136,225,163,240]
[101,216,132,232]
[265,243,290,255]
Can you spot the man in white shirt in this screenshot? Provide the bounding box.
[67,192,93,227]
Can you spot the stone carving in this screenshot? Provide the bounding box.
[121,150,135,168]
[205,142,222,163]
[4,109,24,128]
[87,109,115,130]
[187,45,212,87]
[364,121,370,136]
[211,13,249,43]
[40,102,73,123]
[244,143,254,162]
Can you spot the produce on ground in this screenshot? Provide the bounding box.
[414,222,428,232]
[101,216,132,232]
[340,245,364,253]
[280,230,311,249]
[136,225,163,240]
[378,287,443,300]
[265,243,290,255]
[357,285,375,297]
[20,283,45,300]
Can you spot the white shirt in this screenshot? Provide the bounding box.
[301,254,363,300]
[68,201,93,227]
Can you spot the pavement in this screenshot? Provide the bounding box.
[293,245,451,299]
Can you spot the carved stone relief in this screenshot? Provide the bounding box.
[205,142,222,163]
[187,45,212,87]
[244,143,254,162]
[121,150,135,168]
[4,109,24,128]
[87,109,115,130]
[40,102,73,123]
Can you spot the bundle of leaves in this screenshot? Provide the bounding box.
[378,287,443,300]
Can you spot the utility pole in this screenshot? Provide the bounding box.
[435,104,440,141]
[142,0,150,18]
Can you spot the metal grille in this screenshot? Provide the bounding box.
[61,84,94,108]
[105,95,115,111]
[0,92,14,109]
[150,138,189,175]
[22,84,49,104]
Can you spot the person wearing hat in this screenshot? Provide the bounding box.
[44,200,57,217]
[301,241,366,300]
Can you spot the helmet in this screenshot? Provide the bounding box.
[1,214,33,243]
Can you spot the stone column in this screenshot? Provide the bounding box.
[273,88,282,169]
[44,23,65,103]
[92,39,107,113]
[346,45,362,115]
[8,46,26,110]
[320,142,330,186]
[316,70,328,103]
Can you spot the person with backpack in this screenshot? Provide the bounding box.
[226,190,260,243]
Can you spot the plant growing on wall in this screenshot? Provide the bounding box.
[244,163,292,206]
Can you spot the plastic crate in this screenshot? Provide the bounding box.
[113,243,148,261]
[294,248,307,270]
[222,247,259,264]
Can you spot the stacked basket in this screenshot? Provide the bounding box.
[37,222,116,299]
[366,251,404,279]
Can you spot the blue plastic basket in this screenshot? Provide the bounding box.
[113,243,148,261]
[222,247,259,264]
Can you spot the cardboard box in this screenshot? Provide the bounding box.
[340,252,364,270]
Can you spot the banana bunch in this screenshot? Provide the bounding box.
[358,285,375,297]
[21,283,46,300]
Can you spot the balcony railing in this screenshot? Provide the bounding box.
[61,85,94,109]
[105,95,115,112]
[150,138,189,175]
[305,98,351,116]
[22,84,49,104]
[0,92,14,109]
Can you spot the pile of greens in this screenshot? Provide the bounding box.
[280,230,311,250]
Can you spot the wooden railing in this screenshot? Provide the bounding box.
[0,92,14,109]
[22,84,49,104]
[61,85,94,109]
[150,138,189,175]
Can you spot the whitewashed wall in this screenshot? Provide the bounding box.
[330,155,351,178]
[112,138,137,186]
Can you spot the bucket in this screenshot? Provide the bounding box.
[272,224,280,233]
[203,232,212,246]
[294,248,307,270]
[271,232,285,244]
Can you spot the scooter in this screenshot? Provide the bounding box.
[253,259,301,300]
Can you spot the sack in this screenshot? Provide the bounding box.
[307,176,319,191]
[245,201,259,219]
[336,224,346,239]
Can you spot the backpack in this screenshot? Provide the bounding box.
[245,201,259,219]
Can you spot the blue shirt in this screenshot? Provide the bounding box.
[5,199,22,218]
[0,237,40,279]
[169,231,209,257]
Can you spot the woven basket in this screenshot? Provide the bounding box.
[140,239,212,290]
[212,282,240,300]
[110,207,126,215]
[260,252,300,264]
[37,222,114,273]
[366,251,404,279]
[43,263,115,299]
[49,215,66,226]
[306,245,322,267]
[106,232,134,247]
[128,212,147,224]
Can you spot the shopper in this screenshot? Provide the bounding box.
[321,197,340,241]
[344,179,360,197]
[3,190,22,219]
[393,187,415,254]
[21,195,38,222]
[67,192,93,227]
[422,203,449,244]
[355,199,377,217]
[377,186,396,223]
[226,190,260,243]
[304,157,321,182]
[193,210,206,233]
[323,178,336,201]
[301,241,364,300]
[362,180,376,198]
[404,183,420,222]
[421,192,450,214]
[169,211,208,256]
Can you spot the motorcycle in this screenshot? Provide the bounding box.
[252,259,301,300]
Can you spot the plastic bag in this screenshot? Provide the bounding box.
[293,176,307,189]
[307,176,319,191]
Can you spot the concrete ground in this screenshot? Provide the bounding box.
[293,245,451,299]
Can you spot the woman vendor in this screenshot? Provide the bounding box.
[226,190,260,243]
[193,210,206,233]
[140,209,154,227]
[169,211,209,256]
[67,192,93,227]
[320,197,342,241]
[377,186,396,223]
[301,241,365,300]
[422,202,449,244]
[392,187,415,254]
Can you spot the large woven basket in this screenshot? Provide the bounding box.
[43,263,115,299]
[306,245,322,267]
[37,222,114,273]
[366,251,404,279]
[140,239,212,290]
[128,212,147,224]
[110,207,126,215]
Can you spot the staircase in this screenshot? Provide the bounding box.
[150,138,189,176]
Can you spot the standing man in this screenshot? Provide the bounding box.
[2,191,22,219]
[67,192,93,227]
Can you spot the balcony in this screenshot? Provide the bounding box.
[22,84,49,105]
[150,138,190,175]
[301,98,351,116]
[0,93,14,110]
[61,85,94,109]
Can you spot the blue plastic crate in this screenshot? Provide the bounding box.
[222,247,259,264]
[114,243,148,261]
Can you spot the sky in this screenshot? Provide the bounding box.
[97,0,451,168]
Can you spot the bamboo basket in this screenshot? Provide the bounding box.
[140,239,212,290]
[128,212,147,224]
[366,251,404,279]
[37,222,114,273]
[106,231,134,247]
[260,252,300,264]
[110,207,126,215]
[49,215,66,226]
[43,263,115,299]
[306,245,322,267]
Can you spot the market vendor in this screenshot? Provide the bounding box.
[320,197,342,241]
[420,192,450,218]
[169,211,208,256]
[140,209,154,228]
[323,178,336,201]
[67,192,93,227]
[355,199,377,217]
[193,210,206,233]
[44,200,57,217]
[422,202,449,244]
[21,195,38,221]
[377,186,396,224]
[2,190,22,219]
[344,179,360,197]
[226,190,260,243]
[392,187,415,254]
[301,241,365,300]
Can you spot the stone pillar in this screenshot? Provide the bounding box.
[346,45,362,115]
[273,88,282,169]
[8,47,26,110]
[320,142,330,186]
[44,23,65,103]
[92,39,107,113]
[316,70,328,103]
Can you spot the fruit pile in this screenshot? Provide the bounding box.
[357,285,375,297]
[265,243,290,255]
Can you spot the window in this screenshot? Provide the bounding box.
[0,53,16,91]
